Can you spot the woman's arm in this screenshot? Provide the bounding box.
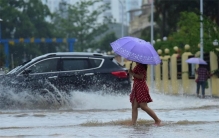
[195,68,198,74]
[129,69,144,79]
[207,70,213,78]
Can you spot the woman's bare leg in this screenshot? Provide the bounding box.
[132,98,139,125]
[139,102,161,125]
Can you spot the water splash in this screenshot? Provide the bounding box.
[0,81,72,110]
[69,90,130,110]
[0,78,131,110]
[1,80,218,111]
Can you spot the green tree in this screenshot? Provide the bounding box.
[164,12,219,55]
[154,0,199,38]
[0,0,57,67]
[0,0,53,39]
[97,32,118,53]
[153,0,219,39]
[171,12,200,53]
[53,0,111,52]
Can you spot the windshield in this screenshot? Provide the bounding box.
[7,60,32,74]
[7,65,22,74]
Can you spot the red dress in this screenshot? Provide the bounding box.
[130,64,153,103]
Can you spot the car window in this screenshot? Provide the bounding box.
[28,58,58,73]
[62,58,89,71]
[90,58,102,68]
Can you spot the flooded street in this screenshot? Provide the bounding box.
[0,88,219,138]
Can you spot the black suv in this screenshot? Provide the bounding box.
[0,52,131,94]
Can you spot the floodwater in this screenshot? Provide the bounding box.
[0,85,219,138]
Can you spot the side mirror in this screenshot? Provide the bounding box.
[23,69,32,75]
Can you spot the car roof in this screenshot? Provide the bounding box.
[28,52,114,64]
[36,52,114,58]
[8,52,116,74]
[50,52,111,56]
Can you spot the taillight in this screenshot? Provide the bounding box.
[111,71,128,78]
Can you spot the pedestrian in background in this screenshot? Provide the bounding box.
[129,62,161,126]
[195,65,211,98]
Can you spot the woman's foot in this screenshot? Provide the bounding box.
[129,121,137,126]
[154,119,161,126]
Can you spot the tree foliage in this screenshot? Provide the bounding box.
[53,0,111,52]
[97,32,118,53]
[1,0,53,38]
[0,0,114,68]
[0,0,56,67]
[171,12,200,53]
[152,0,219,39]
[153,11,219,55]
[144,0,219,55]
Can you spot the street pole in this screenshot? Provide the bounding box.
[118,0,124,37]
[121,7,124,37]
[119,0,124,65]
[150,0,154,93]
[0,18,2,42]
[200,0,204,59]
[0,18,2,68]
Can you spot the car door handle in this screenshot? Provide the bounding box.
[84,73,94,76]
[48,76,58,79]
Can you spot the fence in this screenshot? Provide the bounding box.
[124,48,219,97]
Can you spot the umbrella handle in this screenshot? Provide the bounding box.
[130,61,133,70]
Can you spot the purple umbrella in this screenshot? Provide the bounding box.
[186,57,207,65]
[110,36,161,65]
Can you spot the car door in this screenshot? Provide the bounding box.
[87,57,105,89]
[17,57,60,92]
[57,57,95,91]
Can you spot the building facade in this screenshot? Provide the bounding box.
[42,0,142,26]
[128,0,152,37]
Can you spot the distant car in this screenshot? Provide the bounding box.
[0,52,131,95]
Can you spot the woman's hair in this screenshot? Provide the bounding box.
[140,63,148,70]
[199,64,206,68]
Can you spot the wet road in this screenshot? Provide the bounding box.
[1,89,219,138]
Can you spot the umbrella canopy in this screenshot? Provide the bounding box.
[110,36,161,65]
[186,57,207,65]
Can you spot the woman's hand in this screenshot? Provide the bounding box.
[195,68,197,74]
[129,69,136,78]
[129,69,134,76]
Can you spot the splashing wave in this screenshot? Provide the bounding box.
[0,80,72,110]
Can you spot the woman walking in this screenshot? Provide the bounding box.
[129,62,161,126]
[195,65,211,98]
